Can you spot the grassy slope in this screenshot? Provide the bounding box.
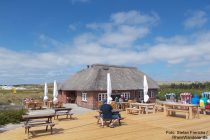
[0,87,53,105]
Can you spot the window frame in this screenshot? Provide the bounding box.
[150,90,155,98]
[98,93,107,101]
[82,93,87,101]
[121,92,130,100]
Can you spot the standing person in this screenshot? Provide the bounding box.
[191,94,199,105]
[200,97,207,108]
[100,99,120,128]
[119,94,125,102]
[12,87,16,94]
[115,97,119,102]
[66,97,70,103]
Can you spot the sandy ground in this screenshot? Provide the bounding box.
[1,109,210,140]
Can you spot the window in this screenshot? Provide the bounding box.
[82,93,87,101]
[150,91,155,98]
[121,92,130,100]
[98,93,107,101]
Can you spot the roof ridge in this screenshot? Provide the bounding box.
[91,64,137,69]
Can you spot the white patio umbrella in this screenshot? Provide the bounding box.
[143,75,149,103]
[53,80,58,104]
[43,82,48,102]
[107,73,112,104]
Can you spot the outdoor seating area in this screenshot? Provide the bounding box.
[2,111,210,140]
[23,100,64,110]
[23,99,44,110]
[152,91,210,120]
[117,91,210,120]
[127,103,156,115]
[163,102,199,119]
[21,104,74,137]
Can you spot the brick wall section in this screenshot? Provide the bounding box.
[76,91,94,109]
[58,91,67,103]
[148,89,158,103]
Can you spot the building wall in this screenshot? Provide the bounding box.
[147,89,158,103]
[58,90,77,103]
[58,90,67,103]
[76,91,94,109]
[59,89,158,109]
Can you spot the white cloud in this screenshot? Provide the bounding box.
[149,32,210,65]
[110,10,159,26]
[99,26,149,47]
[184,10,208,29]
[1,10,210,84]
[1,30,210,84]
[85,10,159,48]
[71,30,210,67]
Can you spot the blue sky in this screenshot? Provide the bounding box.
[1,0,210,85]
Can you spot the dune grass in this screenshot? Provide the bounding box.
[0,87,53,105]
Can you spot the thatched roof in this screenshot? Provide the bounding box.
[59,64,159,91]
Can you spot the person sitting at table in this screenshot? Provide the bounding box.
[100,99,120,128]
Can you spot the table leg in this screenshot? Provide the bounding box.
[172,105,176,116]
[145,106,148,114]
[164,105,167,116]
[197,107,200,118]
[122,104,125,110]
[189,106,193,119]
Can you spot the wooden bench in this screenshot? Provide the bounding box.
[166,108,189,119]
[199,107,209,115]
[126,108,142,115]
[54,108,73,119]
[126,108,133,114]
[146,106,156,114]
[102,118,124,127]
[22,114,55,137]
[24,122,55,135]
[94,115,124,127]
[155,104,164,112]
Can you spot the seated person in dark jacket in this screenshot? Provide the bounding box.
[100,99,120,128]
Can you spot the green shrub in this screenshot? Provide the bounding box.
[157,82,210,101]
[0,109,26,125]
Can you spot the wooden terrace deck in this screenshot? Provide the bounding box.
[1,111,210,140]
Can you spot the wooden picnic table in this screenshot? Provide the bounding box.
[54,107,73,119]
[129,103,156,114]
[25,101,43,110]
[22,114,55,136]
[47,101,63,108]
[98,109,121,114]
[116,102,130,110]
[163,102,199,119]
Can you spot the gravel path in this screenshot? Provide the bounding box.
[0,104,94,133]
